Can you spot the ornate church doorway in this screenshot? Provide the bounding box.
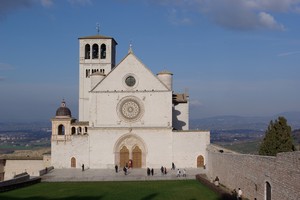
[120,146,129,168]
[132,146,142,168]
[197,155,204,167]
[114,134,147,169]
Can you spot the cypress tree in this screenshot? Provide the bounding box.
[259,116,295,156]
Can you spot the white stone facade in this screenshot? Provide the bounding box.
[51,34,210,169]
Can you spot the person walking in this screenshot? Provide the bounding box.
[237,188,243,200]
[161,166,164,175]
[177,169,181,177]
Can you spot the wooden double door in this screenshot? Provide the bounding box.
[120,146,142,168]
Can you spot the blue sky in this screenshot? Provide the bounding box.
[0,0,300,122]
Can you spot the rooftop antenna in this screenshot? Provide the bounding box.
[96,23,100,35]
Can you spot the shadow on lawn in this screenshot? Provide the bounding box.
[140,193,158,200]
[0,196,104,200]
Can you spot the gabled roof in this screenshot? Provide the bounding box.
[90,51,169,92]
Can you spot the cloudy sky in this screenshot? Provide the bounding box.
[0,0,300,122]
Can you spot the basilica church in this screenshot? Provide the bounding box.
[51,34,210,169]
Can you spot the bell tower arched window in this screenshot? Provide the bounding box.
[58,124,65,135]
[92,44,99,59]
[100,44,106,59]
[71,127,76,135]
[85,44,90,59]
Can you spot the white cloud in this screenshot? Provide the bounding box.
[167,8,192,25]
[190,99,203,107]
[146,0,300,31]
[278,51,300,57]
[258,12,285,30]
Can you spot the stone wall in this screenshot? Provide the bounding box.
[4,159,46,180]
[207,145,300,200]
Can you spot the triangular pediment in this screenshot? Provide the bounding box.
[91,53,169,92]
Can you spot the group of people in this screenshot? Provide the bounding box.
[232,188,243,200]
[147,168,154,176]
[160,166,167,175]
[114,164,128,175]
[112,162,189,178]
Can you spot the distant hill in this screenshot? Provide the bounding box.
[292,129,300,144]
[190,111,300,130]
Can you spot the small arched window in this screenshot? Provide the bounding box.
[71,127,76,135]
[92,44,99,59]
[58,124,65,135]
[84,127,88,133]
[266,181,271,200]
[100,44,106,59]
[85,44,90,59]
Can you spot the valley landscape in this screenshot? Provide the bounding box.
[1,112,299,156]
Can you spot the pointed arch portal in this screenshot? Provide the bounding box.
[120,146,129,168]
[132,146,142,168]
[114,134,147,168]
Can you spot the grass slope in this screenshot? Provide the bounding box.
[0,180,220,200]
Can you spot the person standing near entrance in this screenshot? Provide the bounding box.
[172,162,175,170]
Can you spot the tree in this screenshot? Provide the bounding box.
[259,116,295,156]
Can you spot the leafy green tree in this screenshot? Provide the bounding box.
[259,116,295,156]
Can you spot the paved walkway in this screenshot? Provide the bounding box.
[42,168,207,182]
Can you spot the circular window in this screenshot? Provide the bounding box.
[125,76,136,87]
[117,97,144,122]
[121,100,140,119]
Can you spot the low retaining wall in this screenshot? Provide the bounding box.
[39,166,54,176]
[0,173,41,193]
[196,174,237,200]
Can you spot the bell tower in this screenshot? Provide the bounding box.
[78,34,117,121]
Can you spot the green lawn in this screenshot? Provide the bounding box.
[0,180,221,200]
